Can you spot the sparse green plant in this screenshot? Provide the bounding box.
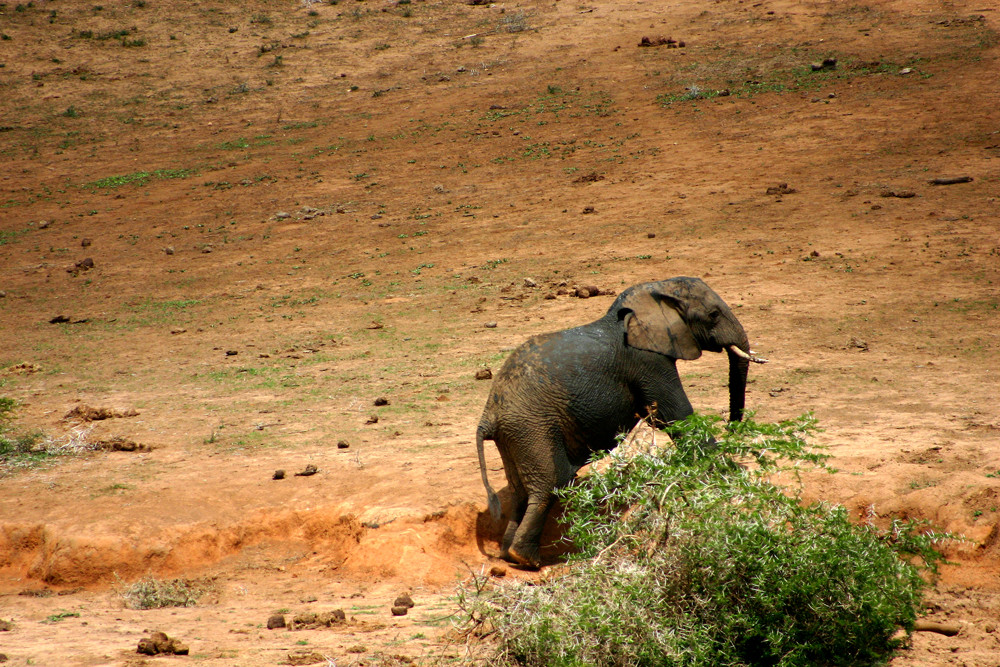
[114,574,213,609]
[0,397,47,466]
[482,258,509,270]
[42,610,81,623]
[460,414,953,667]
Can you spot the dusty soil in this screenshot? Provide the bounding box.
[1,0,998,664]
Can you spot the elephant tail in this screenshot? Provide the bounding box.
[476,425,502,524]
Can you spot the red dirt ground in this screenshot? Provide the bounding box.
[1,0,998,664]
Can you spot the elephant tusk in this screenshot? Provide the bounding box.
[729,345,769,364]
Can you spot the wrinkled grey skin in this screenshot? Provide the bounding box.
[475,277,754,568]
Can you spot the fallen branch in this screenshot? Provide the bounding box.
[928,176,973,185]
[913,620,960,636]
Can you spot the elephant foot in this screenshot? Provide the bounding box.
[506,544,542,570]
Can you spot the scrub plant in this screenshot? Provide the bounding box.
[114,574,213,609]
[0,397,45,464]
[460,414,950,667]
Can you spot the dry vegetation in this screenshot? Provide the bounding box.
[1,0,999,664]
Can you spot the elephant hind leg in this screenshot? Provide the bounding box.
[507,492,555,569]
[507,439,576,569]
[500,493,527,562]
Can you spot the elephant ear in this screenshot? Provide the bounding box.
[621,290,702,360]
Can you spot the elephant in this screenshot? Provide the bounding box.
[475,276,766,568]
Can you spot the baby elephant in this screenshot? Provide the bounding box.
[475,277,765,568]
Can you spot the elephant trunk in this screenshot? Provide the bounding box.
[726,346,750,422]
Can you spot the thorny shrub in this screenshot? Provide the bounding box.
[458,414,953,667]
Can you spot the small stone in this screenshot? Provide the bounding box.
[337,440,350,449]
[581,206,596,214]
[391,605,408,616]
[365,414,379,424]
[374,397,389,406]
[267,614,286,629]
[484,321,498,328]
[164,246,175,255]
[38,220,51,229]
[899,67,913,75]
[226,350,238,356]
[475,368,493,380]
[81,238,92,247]
[275,211,291,220]
[0,291,6,298]
[523,277,538,288]
[0,619,11,631]
[273,469,286,480]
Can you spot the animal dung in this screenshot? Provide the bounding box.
[374,396,389,406]
[273,469,286,480]
[638,36,685,48]
[294,464,318,476]
[475,368,493,380]
[137,631,189,656]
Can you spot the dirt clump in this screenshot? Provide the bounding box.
[63,405,139,422]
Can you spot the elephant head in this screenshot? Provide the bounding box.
[610,277,766,422]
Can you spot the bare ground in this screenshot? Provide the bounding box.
[1,0,999,664]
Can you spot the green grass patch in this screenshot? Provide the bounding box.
[461,414,953,667]
[42,611,81,624]
[0,227,29,245]
[84,168,195,190]
[0,397,48,467]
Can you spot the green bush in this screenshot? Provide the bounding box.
[461,414,950,667]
